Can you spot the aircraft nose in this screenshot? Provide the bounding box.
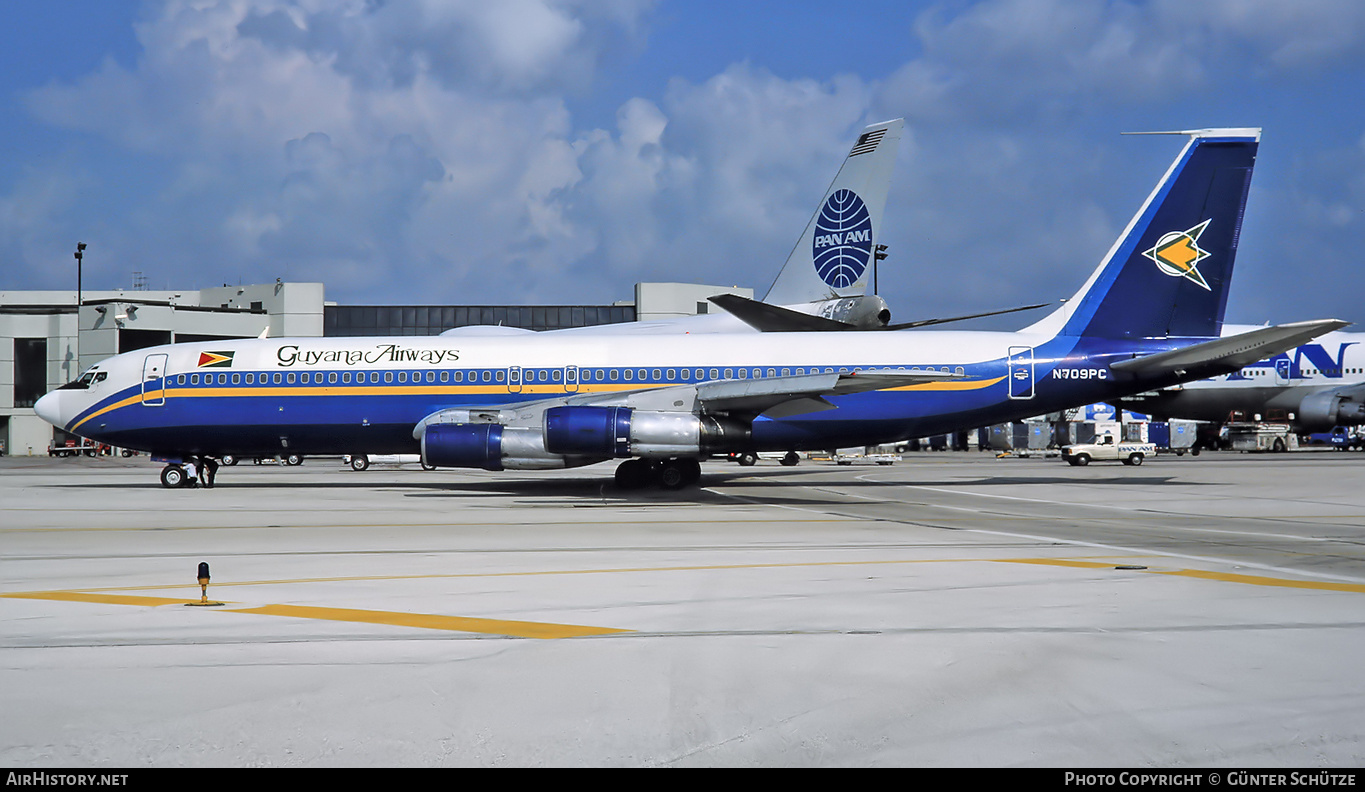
[33,390,63,428]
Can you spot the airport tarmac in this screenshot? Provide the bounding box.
[2,450,1363,767]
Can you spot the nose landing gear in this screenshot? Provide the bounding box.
[158,456,221,489]
[159,464,188,489]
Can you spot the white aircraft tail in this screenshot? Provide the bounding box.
[763,118,904,306]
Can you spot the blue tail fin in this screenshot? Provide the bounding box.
[1027,128,1259,340]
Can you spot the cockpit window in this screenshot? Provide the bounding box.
[58,370,106,390]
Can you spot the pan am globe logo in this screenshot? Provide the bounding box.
[812,189,873,289]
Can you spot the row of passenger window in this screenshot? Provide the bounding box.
[176,370,505,386]
[173,364,971,388]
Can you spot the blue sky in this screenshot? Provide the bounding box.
[2,0,1364,329]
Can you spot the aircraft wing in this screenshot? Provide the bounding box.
[1110,319,1351,380]
[414,369,959,437]
[695,370,955,416]
[567,369,957,417]
[1333,381,1365,401]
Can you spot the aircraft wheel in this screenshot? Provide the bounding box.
[658,461,687,490]
[350,455,370,471]
[736,452,758,467]
[286,454,303,466]
[658,458,701,490]
[220,455,237,466]
[160,465,187,489]
[780,451,800,467]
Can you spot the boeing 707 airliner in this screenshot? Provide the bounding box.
[35,128,1347,489]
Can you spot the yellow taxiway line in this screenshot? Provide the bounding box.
[1001,558,1365,594]
[230,604,628,639]
[5,555,1361,640]
[0,590,629,639]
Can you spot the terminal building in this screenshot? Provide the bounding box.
[0,280,751,455]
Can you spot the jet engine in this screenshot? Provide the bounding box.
[421,422,598,471]
[1297,386,1365,432]
[543,406,750,458]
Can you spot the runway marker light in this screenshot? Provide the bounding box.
[187,561,225,607]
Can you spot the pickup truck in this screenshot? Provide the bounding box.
[1061,435,1157,466]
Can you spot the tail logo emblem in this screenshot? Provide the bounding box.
[812,189,873,289]
[1143,219,1212,291]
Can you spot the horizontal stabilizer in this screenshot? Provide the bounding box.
[1110,319,1351,380]
[709,294,1050,332]
[709,294,852,332]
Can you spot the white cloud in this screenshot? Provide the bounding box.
[7,0,1365,325]
[16,0,658,302]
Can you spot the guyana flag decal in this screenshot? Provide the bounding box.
[197,351,235,368]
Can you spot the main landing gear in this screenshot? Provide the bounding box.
[614,457,702,490]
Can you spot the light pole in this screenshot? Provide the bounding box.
[74,242,86,376]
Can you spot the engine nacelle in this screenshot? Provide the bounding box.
[544,406,750,458]
[1298,388,1365,432]
[543,405,631,457]
[422,423,502,470]
[816,295,891,329]
[421,422,600,471]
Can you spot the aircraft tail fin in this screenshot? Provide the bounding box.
[763,118,904,305]
[1024,128,1260,340]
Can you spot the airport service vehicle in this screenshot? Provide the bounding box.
[32,129,1348,490]
[1326,426,1365,450]
[219,453,301,466]
[834,448,900,466]
[48,438,105,457]
[729,451,803,466]
[343,453,435,471]
[1147,419,1200,455]
[1225,422,1298,453]
[1061,435,1157,466]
